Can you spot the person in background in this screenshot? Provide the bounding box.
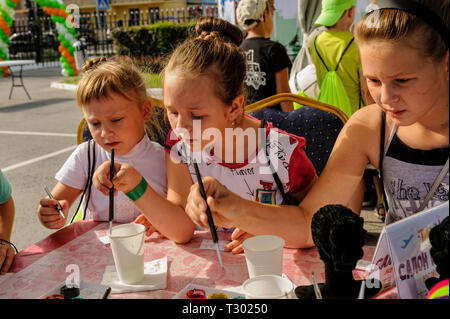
[237,0,293,112]
[0,169,16,274]
[311,0,374,115]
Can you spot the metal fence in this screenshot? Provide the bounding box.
[9,7,218,64]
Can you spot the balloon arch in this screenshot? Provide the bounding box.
[0,0,78,77]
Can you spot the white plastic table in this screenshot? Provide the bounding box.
[0,59,36,100]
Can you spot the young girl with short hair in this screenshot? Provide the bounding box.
[37,57,194,244]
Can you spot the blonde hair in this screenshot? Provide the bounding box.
[356,0,449,61]
[77,56,147,106]
[77,57,165,142]
[162,16,246,106]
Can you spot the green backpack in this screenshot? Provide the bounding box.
[313,37,355,118]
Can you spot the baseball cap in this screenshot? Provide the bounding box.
[315,0,356,27]
[237,0,268,30]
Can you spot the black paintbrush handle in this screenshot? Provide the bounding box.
[109,149,115,223]
[193,162,219,243]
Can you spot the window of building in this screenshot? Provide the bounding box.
[129,8,140,26]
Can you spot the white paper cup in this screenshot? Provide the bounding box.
[242,235,285,278]
[242,275,295,299]
[108,223,145,284]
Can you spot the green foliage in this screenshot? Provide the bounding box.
[112,21,196,59]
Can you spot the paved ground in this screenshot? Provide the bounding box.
[0,66,82,251]
[0,66,385,252]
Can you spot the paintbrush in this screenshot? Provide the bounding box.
[43,186,65,220]
[311,272,323,299]
[192,161,224,268]
[358,280,365,299]
[109,148,115,235]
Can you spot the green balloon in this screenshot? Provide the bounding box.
[68,69,74,76]
[62,40,70,48]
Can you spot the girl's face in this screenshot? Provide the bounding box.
[163,72,241,151]
[360,40,449,126]
[82,92,151,156]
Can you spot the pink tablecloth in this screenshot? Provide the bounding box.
[0,220,396,299]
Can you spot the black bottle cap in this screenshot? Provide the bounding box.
[60,285,80,299]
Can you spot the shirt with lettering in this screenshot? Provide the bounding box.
[165,121,316,206]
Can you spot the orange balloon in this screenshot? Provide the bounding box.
[67,56,74,63]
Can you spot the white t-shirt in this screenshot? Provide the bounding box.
[56,136,167,223]
[165,122,316,206]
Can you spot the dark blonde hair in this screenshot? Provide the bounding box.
[163,16,246,106]
[77,56,148,106]
[356,0,449,61]
[77,57,165,142]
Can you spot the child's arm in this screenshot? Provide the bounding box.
[37,182,82,229]
[0,196,15,274]
[93,156,196,244]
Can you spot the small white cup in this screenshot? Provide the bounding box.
[242,235,285,278]
[108,223,145,284]
[242,275,295,299]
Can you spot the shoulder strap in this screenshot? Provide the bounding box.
[378,111,389,213]
[313,37,329,72]
[417,158,449,212]
[260,120,290,204]
[335,37,354,71]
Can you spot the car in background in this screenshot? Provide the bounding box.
[9,31,59,55]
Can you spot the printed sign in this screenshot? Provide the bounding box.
[368,201,449,299]
[97,0,109,11]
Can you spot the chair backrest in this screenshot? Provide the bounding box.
[244,92,348,123]
[247,93,347,175]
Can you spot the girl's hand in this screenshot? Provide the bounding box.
[93,161,142,195]
[185,176,243,229]
[133,214,158,237]
[0,242,15,274]
[225,228,254,254]
[37,198,69,229]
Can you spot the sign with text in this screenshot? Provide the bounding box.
[368,201,449,299]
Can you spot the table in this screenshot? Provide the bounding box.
[0,60,36,100]
[0,220,397,299]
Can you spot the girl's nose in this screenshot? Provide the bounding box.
[380,84,399,106]
[174,115,192,140]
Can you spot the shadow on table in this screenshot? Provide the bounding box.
[0,97,73,113]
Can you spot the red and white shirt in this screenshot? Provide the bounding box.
[165,121,316,205]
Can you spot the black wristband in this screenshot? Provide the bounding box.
[0,239,18,253]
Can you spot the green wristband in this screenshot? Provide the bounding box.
[125,177,148,201]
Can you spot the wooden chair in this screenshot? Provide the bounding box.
[246,93,348,175]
